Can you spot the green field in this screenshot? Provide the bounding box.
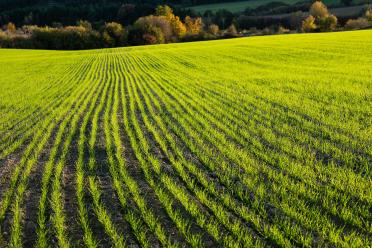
[188,0,355,13]
[0,30,371,247]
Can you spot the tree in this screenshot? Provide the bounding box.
[207,24,219,36]
[132,15,173,44]
[102,22,124,47]
[344,9,371,30]
[23,12,34,25]
[117,4,136,25]
[142,33,158,44]
[302,15,316,32]
[310,1,329,19]
[318,14,337,31]
[290,11,305,30]
[225,24,238,37]
[77,20,92,31]
[171,16,187,38]
[185,16,203,36]
[278,26,290,34]
[155,5,186,39]
[6,22,16,33]
[30,26,101,50]
[307,1,337,32]
[341,0,352,6]
[345,18,369,30]
[214,9,234,29]
[365,8,372,22]
[155,5,173,19]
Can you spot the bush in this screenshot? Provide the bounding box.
[31,26,101,50]
[345,18,370,30]
[262,27,274,35]
[139,26,165,44]
[318,15,337,32]
[302,15,316,32]
[224,24,238,37]
[278,26,290,34]
[207,24,219,36]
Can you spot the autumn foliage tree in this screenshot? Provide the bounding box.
[302,15,316,32]
[155,5,186,39]
[344,8,372,30]
[225,24,238,37]
[6,22,16,33]
[302,1,337,32]
[77,20,92,31]
[309,1,328,19]
[128,15,171,45]
[184,16,203,36]
[366,8,372,22]
[207,24,219,36]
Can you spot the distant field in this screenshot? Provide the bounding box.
[0,30,371,247]
[189,0,358,13]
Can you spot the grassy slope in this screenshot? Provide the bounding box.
[0,30,371,247]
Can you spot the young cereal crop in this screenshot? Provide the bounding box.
[0,30,371,247]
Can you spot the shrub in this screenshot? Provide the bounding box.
[207,24,220,36]
[345,18,370,30]
[278,26,290,34]
[224,24,238,37]
[142,33,157,44]
[0,30,8,47]
[262,27,274,35]
[302,15,316,32]
[31,26,101,50]
[318,15,337,32]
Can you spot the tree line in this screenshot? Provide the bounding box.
[0,5,238,49]
[0,1,371,50]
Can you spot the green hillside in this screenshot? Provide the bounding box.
[0,30,371,247]
[188,0,300,13]
[189,0,360,13]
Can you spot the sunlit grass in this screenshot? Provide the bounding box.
[0,30,371,247]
